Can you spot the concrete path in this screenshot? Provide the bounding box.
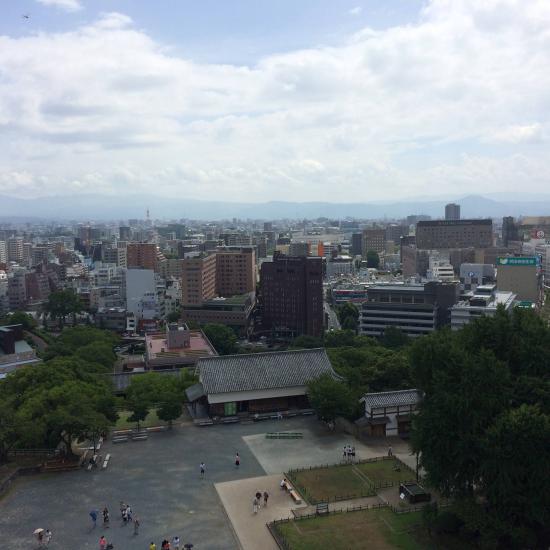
[216,474,307,550]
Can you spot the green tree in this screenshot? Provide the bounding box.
[323,329,357,348]
[290,335,323,349]
[202,323,238,355]
[382,326,409,349]
[307,374,353,422]
[411,337,510,497]
[336,302,359,332]
[44,290,82,329]
[0,311,37,331]
[366,250,380,268]
[481,405,550,545]
[166,310,181,323]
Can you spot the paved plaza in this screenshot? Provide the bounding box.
[0,417,414,550]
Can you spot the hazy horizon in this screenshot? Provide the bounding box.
[1,0,549,203]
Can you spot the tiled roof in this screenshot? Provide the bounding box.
[360,389,422,410]
[197,348,336,395]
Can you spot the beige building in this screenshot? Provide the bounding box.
[7,237,24,263]
[126,243,157,271]
[416,219,493,249]
[362,229,386,256]
[496,257,540,303]
[181,254,217,306]
[215,247,256,297]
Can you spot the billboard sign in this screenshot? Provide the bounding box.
[496,257,537,266]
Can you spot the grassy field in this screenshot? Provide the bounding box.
[274,507,424,550]
[356,458,416,485]
[291,464,375,502]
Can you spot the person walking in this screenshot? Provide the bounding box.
[351,446,356,462]
[103,507,110,528]
[133,516,140,535]
[172,535,181,550]
[45,529,52,545]
[90,510,98,528]
[252,496,259,514]
[388,444,393,457]
[199,461,206,478]
[235,453,240,468]
[149,543,157,550]
[119,501,126,519]
[99,535,107,550]
[342,445,347,461]
[126,504,132,522]
[263,491,269,507]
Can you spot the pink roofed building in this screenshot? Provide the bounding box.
[145,323,217,369]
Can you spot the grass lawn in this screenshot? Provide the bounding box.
[290,464,375,503]
[275,507,425,550]
[356,458,416,485]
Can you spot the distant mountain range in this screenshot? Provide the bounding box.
[1,193,550,222]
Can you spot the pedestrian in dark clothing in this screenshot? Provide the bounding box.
[90,510,98,527]
[263,491,269,507]
[235,453,240,468]
[103,507,110,528]
[200,462,205,478]
[133,517,140,535]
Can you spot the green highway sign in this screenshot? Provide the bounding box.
[496,257,537,266]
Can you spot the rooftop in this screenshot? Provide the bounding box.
[145,330,216,360]
[197,348,337,395]
[360,389,422,410]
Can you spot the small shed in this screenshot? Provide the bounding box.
[357,389,422,438]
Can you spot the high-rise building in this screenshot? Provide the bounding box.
[7,237,24,263]
[445,203,461,220]
[260,253,323,338]
[416,219,492,249]
[502,216,519,246]
[126,243,157,271]
[0,241,7,264]
[288,242,309,257]
[350,233,363,257]
[362,229,386,256]
[216,247,256,297]
[181,254,217,306]
[119,226,131,241]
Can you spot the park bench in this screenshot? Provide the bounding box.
[316,502,329,515]
[87,453,99,471]
[112,436,128,444]
[131,433,148,441]
[102,453,111,469]
[289,489,302,504]
[194,419,214,426]
[221,417,239,424]
[146,425,167,433]
[112,429,132,437]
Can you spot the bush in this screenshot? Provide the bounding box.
[433,511,464,535]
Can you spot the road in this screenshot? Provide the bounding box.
[324,303,341,331]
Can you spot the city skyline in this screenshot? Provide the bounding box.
[1,0,549,203]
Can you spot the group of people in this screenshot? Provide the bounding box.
[149,535,183,549]
[34,528,52,546]
[342,444,356,462]
[252,490,269,514]
[91,501,140,549]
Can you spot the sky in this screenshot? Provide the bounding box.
[0,0,549,203]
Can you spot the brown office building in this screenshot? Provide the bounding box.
[362,229,386,256]
[416,219,493,249]
[216,247,256,297]
[260,253,323,338]
[126,243,158,271]
[181,254,217,306]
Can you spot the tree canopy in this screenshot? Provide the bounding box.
[44,289,82,329]
[366,250,380,268]
[307,374,354,422]
[202,323,238,355]
[411,308,550,547]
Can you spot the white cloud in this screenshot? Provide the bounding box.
[486,123,544,144]
[36,0,83,12]
[349,6,362,16]
[1,0,550,202]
